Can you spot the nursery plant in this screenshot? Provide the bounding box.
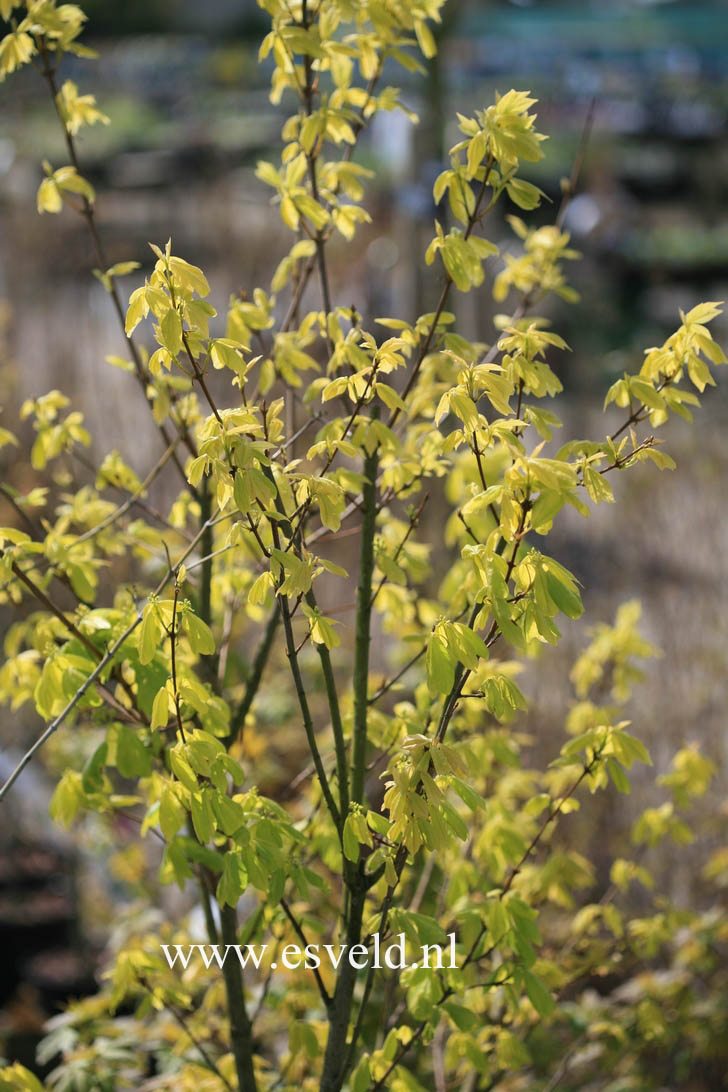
[1,1,727,1090]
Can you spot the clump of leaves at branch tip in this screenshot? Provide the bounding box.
[1,1,728,1091]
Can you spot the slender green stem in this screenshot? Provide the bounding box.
[280,897,332,1007]
[170,583,187,743]
[278,589,342,833]
[199,872,220,947]
[9,560,145,724]
[319,875,366,1092]
[260,451,343,829]
[219,903,258,1092]
[305,589,349,816]
[351,441,379,805]
[226,604,281,749]
[389,157,494,428]
[186,817,220,945]
[0,509,219,803]
[198,481,213,628]
[137,973,233,1092]
[37,41,196,486]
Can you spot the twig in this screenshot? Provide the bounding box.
[225,604,280,748]
[370,493,428,608]
[37,40,196,485]
[555,97,597,230]
[389,156,495,427]
[0,485,41,537]
[351,442,379,805]
[219,903,259,1092]
[9,559,145,725]
[0,508,219,803]
[74,441,178,544]
[170,580,186,743]
[137,974,235,1092]
[280,897,332,1007]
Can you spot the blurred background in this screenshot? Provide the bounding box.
[1,0,728,1075]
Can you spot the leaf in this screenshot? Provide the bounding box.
[248,570,274,606]
[491,596,524,650]
[523,969,554,1017]
[441,798,468,841]
[183,612,216,655]
[34,659,62,719]
[82,742,108,794]
[116,725,152,779]
[280,195,300,229]
[414,18,436,58]
[37,177,62,214]
[211,338,245,372]
[55,166,94,202]
[433,169,452,204]
[544,570,583,619]
[454,623,490,665]
[610,728,651,769]
[170,747,198,792]
[443,1000,479,1031]
[0,1065,45,1092]
[106,261,141,279]
[296,192,329,230]
[450,776,485,812]
[426,631,455,694]
[168,256,210,297]
[607,758,631,794]
[160,307,183,356]
[0,29,34,78]
[216,851,245,907]
[210,793,245,836]
[151,686,169,731]
[190,791,214,843]
[584,466,614,504]
[496,1029,531,1069]
[506,177,545,210]
[159,785,186,839]
[138,606,160,665]
[351,1057,371,1092]
[322,376,349,403]
[684,301,722,325]
[125,286,147,336]
[630,377,664,410]
[343,813,360,862]
[49,771,82,829]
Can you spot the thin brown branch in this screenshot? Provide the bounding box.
[280,897,332,1007]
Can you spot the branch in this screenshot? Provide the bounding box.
[74,440,178,545]
[0,508,219,803]
[278,587,342,832]
[169,581,186,743]
[366,756,601,1091]
[305,589,349,817]
[389,156,495,428]
[434,501,529,746]
[280,897,332,1007]
[225,604,280,749]
[219,903,258,1092]
[9,559,146,725]
[0,485,41,537]
[137,974,234,1092]
[351,441,379,805]
[36,41,196,485]
[278,66,382,336]
[369,493,428,609]
[10,561,102,662]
